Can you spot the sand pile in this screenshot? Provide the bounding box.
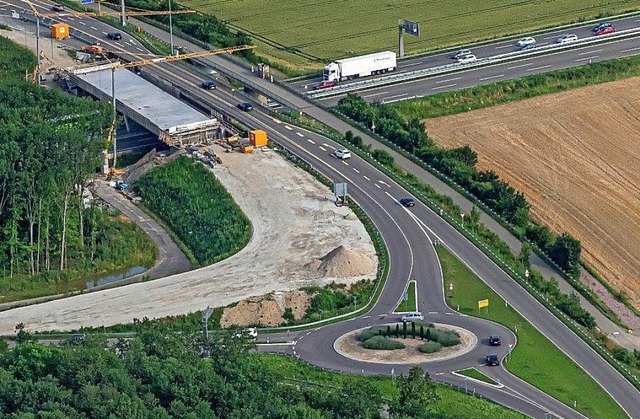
[314,245,377,278]
[220,290,312,327]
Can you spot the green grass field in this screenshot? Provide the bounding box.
[437,246,626,418]
[257,353,525,418]
[396,280,417,312]
[179,0,640,73]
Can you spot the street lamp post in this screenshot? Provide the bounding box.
[460,212,465,227]
[168,0,174,54]
[524,269,530,281]
[353,296,357,311]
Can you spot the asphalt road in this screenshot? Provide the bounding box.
[4,2,640,417]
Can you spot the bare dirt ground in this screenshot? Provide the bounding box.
[426,78,640,317]
[335,324,477,364]
[0,148,377,333]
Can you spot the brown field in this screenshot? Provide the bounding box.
[426,78,640,309]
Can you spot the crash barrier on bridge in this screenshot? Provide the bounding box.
[306,27,640,99]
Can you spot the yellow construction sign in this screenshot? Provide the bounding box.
[478,299,489,309]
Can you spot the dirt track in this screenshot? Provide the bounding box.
[0,149,377,333]
[427,78,640,309]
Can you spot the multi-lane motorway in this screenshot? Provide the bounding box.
[3,1,640,417]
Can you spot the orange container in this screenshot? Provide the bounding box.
[248,129,267,147]
[51,23,69,39]
[241,145,254,154]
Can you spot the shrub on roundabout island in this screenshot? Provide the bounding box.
[419,342,442,353]
[363,335,406,350]
[357,326,388,342]
[428,329,461,347]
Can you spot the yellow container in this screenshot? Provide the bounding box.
[249,130,268,147]
[241,145,254,154]
[51,23,70,40]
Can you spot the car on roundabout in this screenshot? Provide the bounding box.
[486,354,500,366]
[489,335,502,346]
[401,312,424,322]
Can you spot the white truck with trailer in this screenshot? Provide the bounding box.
[322,51,397,82]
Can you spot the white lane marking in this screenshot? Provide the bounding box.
[307,139,315,144]
[435,77,461,83]
[432,83,457,90]
[507,62,534,70]
[495,44,513,49]
[130,39,136,45]
[101,31,108,35]
[284,125,293,131]
[402,61,424,67]
[479,74,504,81]
[363,175,371,181]
[67,17,74,21]
[90,26,97,31]
[296,132,304,137]
[323,143,336,150]
[136,47,143,52]
[375,184,381,189]
[362,91,389,98]
[527,65,551,72]
[574,55,598,62]
[378,180,391,187]
[428,311,438,314]
[622,46,640,53]
[342,160,349,165]
[353,168,360,173]
[578,49,602,55]
[78,21,85,25]
[319,146,326,151]
[384,93,408,100]
[271,118,282,124]
[542,35,557,40]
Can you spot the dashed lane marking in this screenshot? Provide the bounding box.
[307,139,315,144]
[353,168,360,173]
[284,125,293,131]
[363,175,371,181]
[319,146,326,151]
[296,132,304,137]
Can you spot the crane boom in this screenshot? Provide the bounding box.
[113,45,257,69]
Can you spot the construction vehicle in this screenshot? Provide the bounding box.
[115,180,129,190]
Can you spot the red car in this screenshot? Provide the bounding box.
[596,26,615,35]
[314,80,336,90]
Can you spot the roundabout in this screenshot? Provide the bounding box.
[334,323,478,364]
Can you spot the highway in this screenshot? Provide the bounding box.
[3,1,640,417]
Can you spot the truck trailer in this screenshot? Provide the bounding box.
[323,51,397,82]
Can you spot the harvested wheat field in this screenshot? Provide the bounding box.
[426,78,640,309]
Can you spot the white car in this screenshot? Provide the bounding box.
[335,149,351,159]
[450,49,471,59]
[516,37,536,47]
[457,54,477,64]
[557,34,578,44]
[401,312,424,322]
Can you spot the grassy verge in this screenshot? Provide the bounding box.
[437,245,625,418]
[396,281,417,312]
[457,368,498,386]
[257,353,525,419]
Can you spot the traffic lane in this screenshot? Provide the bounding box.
[412,196,640,416]
[321,34,640,106]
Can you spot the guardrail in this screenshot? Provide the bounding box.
[307,27,640,99]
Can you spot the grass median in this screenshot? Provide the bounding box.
[437,245,625,418]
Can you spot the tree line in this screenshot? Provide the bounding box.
[0,38,156,301]
[336,93,582,277]
[1,323,448,418]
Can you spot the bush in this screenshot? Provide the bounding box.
[363,336,405,350]
[357,326,387,342]
[419,342,442,353]
[428,329,461,347]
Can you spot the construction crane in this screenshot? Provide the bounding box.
[99,45,257,169]
[24,0,196,82]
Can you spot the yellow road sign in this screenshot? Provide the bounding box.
[478,299,489,309]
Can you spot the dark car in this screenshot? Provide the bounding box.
[592,22,612,32]
[200,80,216,90]
[489,335,502,346]
[314,80,336,90]
[51,4,65,11]
[237,102,253,112]
[400,197,415,207]
[69,334,85,343]
[107,32,122,40]
[486,354,499,366]
[519,42,536,51]
[595,26,615,35]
